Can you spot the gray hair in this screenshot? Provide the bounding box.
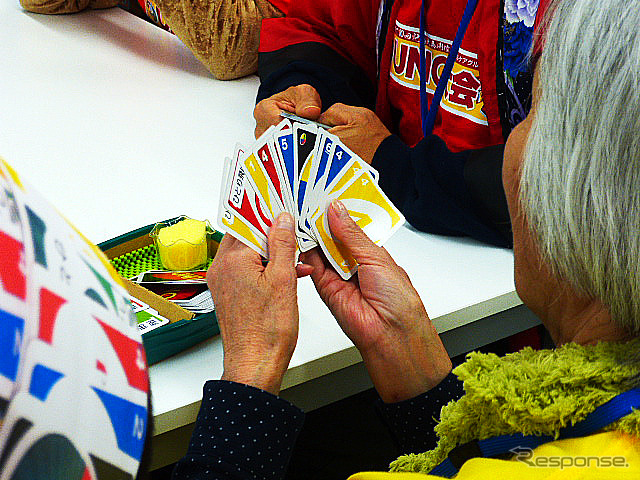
[520,0,640,333]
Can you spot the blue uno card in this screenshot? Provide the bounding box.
[301,134,335,234]
[276,131,296,202]
[310,136,334,195]
[325,143,353,188]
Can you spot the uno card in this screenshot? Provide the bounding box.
[138,282,208,301]
[250,124,289,215]
[270,120,296,213]
[129,296,150,314]
[293,123,318,209]
[218,116,403,267]
[136,311,170,334]
[312,169,405,279]
[273,128,296,217]
[280,111,332,130]
[218,153,268,257]
[293,123,318,248]
[295,133,331,240]
[242,148,285,220]
[137,270,207,283]
[303,132,337,218]
[323,157,378,203]
[130,295,170,333]
[0,167,27,411]
[307,156,378,231]
[226,147,274,233]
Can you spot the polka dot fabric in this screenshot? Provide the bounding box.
[173,380,305,480]
[375,372,463,454]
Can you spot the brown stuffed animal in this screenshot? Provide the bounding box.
[20,0,119,14]
[18,0,285,80]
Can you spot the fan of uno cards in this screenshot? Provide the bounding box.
[217,116,405,280]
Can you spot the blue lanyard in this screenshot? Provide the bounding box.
[419,0,479,138]
[430,388,640,477]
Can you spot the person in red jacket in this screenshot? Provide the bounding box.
[255,0,546,248]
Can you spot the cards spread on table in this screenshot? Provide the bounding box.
[217,116,405,279]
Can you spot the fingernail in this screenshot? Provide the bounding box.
[275,212,294,232]
[302,105,321,112]
[331,199,348,217]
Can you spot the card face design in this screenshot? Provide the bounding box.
[137,270,207,283]
[227,157,272,235]
[242,151,283,220]
[218,154,268,257]
[275,130,296,205]
[216,118,405,279]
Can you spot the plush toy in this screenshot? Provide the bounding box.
[18,0,287,80]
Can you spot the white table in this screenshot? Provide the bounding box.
[0,4,540,470]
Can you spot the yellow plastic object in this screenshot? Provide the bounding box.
[150,216,213,270]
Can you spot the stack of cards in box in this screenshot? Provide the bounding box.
[132,270,214,315]
[217,117,405,280]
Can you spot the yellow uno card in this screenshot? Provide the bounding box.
[325,158,371,199]
[306,158,373,228]
[312,169,404,280]
[219,209,268,258]
[243,152,285,219]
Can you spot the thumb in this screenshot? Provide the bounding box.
[319,103,351,127]
[267,212,298,273]
[327,200,384,265]
[292,85,322,120]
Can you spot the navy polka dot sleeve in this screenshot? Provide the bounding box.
[172,380,305,480]
[375,372,463,454]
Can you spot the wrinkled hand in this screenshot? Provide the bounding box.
[300,201,451,402]
[319,104,392,165]
[254,84,322,138]
[207,213,302,395]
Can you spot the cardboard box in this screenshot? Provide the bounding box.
[99,219,221,364]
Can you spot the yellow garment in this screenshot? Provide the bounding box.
[349,431,640,479]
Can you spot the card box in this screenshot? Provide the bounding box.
[98,218,222,365]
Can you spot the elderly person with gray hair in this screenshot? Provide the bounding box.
[172,0,640,477]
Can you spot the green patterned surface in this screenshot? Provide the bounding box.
[110,244,214,279]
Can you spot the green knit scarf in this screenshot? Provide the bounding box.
[390,338,640,474]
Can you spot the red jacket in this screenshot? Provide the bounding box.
[257,0,546,247]
[260,0,507,152]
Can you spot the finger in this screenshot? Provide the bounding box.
[215,234,267,278]
[319,103,352,127]
[300,246,344,289]
[254,100,283,138]
[291,84,322,120]
[207,234,238,287]
[327,200,389,266]
[214,233,240,258]
[299,247,326,273]
[296,263,314,278]
[266,212,298,275]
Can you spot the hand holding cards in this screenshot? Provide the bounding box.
[218,116,405,280]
